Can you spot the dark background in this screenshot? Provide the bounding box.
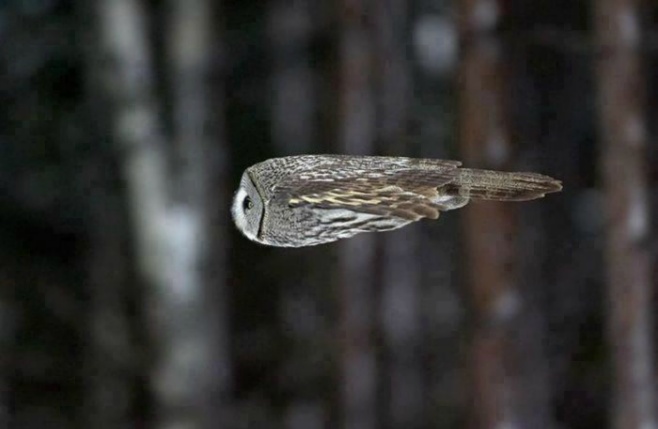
[0,0,656,428]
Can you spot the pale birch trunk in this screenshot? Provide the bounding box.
[94,0,231,427]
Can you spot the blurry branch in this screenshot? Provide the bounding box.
[594,2,656,429]
[457,1,551,428]
[94,0,231,428]
[335,1,377,429]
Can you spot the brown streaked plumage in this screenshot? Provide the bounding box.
[231,155,562,247]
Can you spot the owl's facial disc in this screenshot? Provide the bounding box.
[231,173,265,243]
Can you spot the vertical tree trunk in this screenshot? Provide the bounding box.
[269,0,316,157]
[594,2,656,429]
[83,3,135,425]
[162,1,233,427]
[86,186,134,429]
[335,1,377,429]
[95,0,232,427]
[457,1,520,427]
[92,0,168,426]
[505,10,556,429]
[372,2,425,428]
[0,288,13,429]
[269,3,326,429]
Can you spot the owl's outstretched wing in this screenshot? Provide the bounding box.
[276,160,462,221]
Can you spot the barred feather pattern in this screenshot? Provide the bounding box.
[232,155,562,247]
[447,168,563,201]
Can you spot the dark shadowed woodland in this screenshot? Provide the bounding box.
[1,0,657,428]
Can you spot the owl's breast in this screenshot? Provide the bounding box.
[262,194,413,247]
[301,207,411,246]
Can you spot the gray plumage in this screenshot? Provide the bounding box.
[231,155,562,247]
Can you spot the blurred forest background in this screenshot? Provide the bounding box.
[1,0,657,428]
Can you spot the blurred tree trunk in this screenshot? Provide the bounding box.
[83,3,135,426]
[94,0,232,428]
[269,0,315,157]
[594,2,657,429]
[164,1,232,425]
[86,182,134,429]
[505,11,557,429]
[372,2,425,429]
[269,2,326,429]
[335,1,377,429]
[457,1,547,428]
[0,288,14,429]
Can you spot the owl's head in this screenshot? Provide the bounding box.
[231,172,265,243]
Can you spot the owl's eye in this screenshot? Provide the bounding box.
[243,196,254,212]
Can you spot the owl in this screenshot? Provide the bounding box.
[231,155,562,247]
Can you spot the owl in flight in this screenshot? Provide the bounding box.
[232,155,562,247]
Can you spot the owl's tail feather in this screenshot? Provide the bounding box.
[446,168,562,201]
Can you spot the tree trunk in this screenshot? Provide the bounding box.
[335,1,377,428]
[594,1,657,428]
[0,288,13,429]
[457,1,520,427]
[372,2,425,428]
[86,184,134,429]
[269,2,326,429]
[94,0,232,427]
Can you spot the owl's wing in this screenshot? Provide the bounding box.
[285,155,461,182]
[276,162,461,221]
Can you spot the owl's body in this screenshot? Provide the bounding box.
[232,155,562,247]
